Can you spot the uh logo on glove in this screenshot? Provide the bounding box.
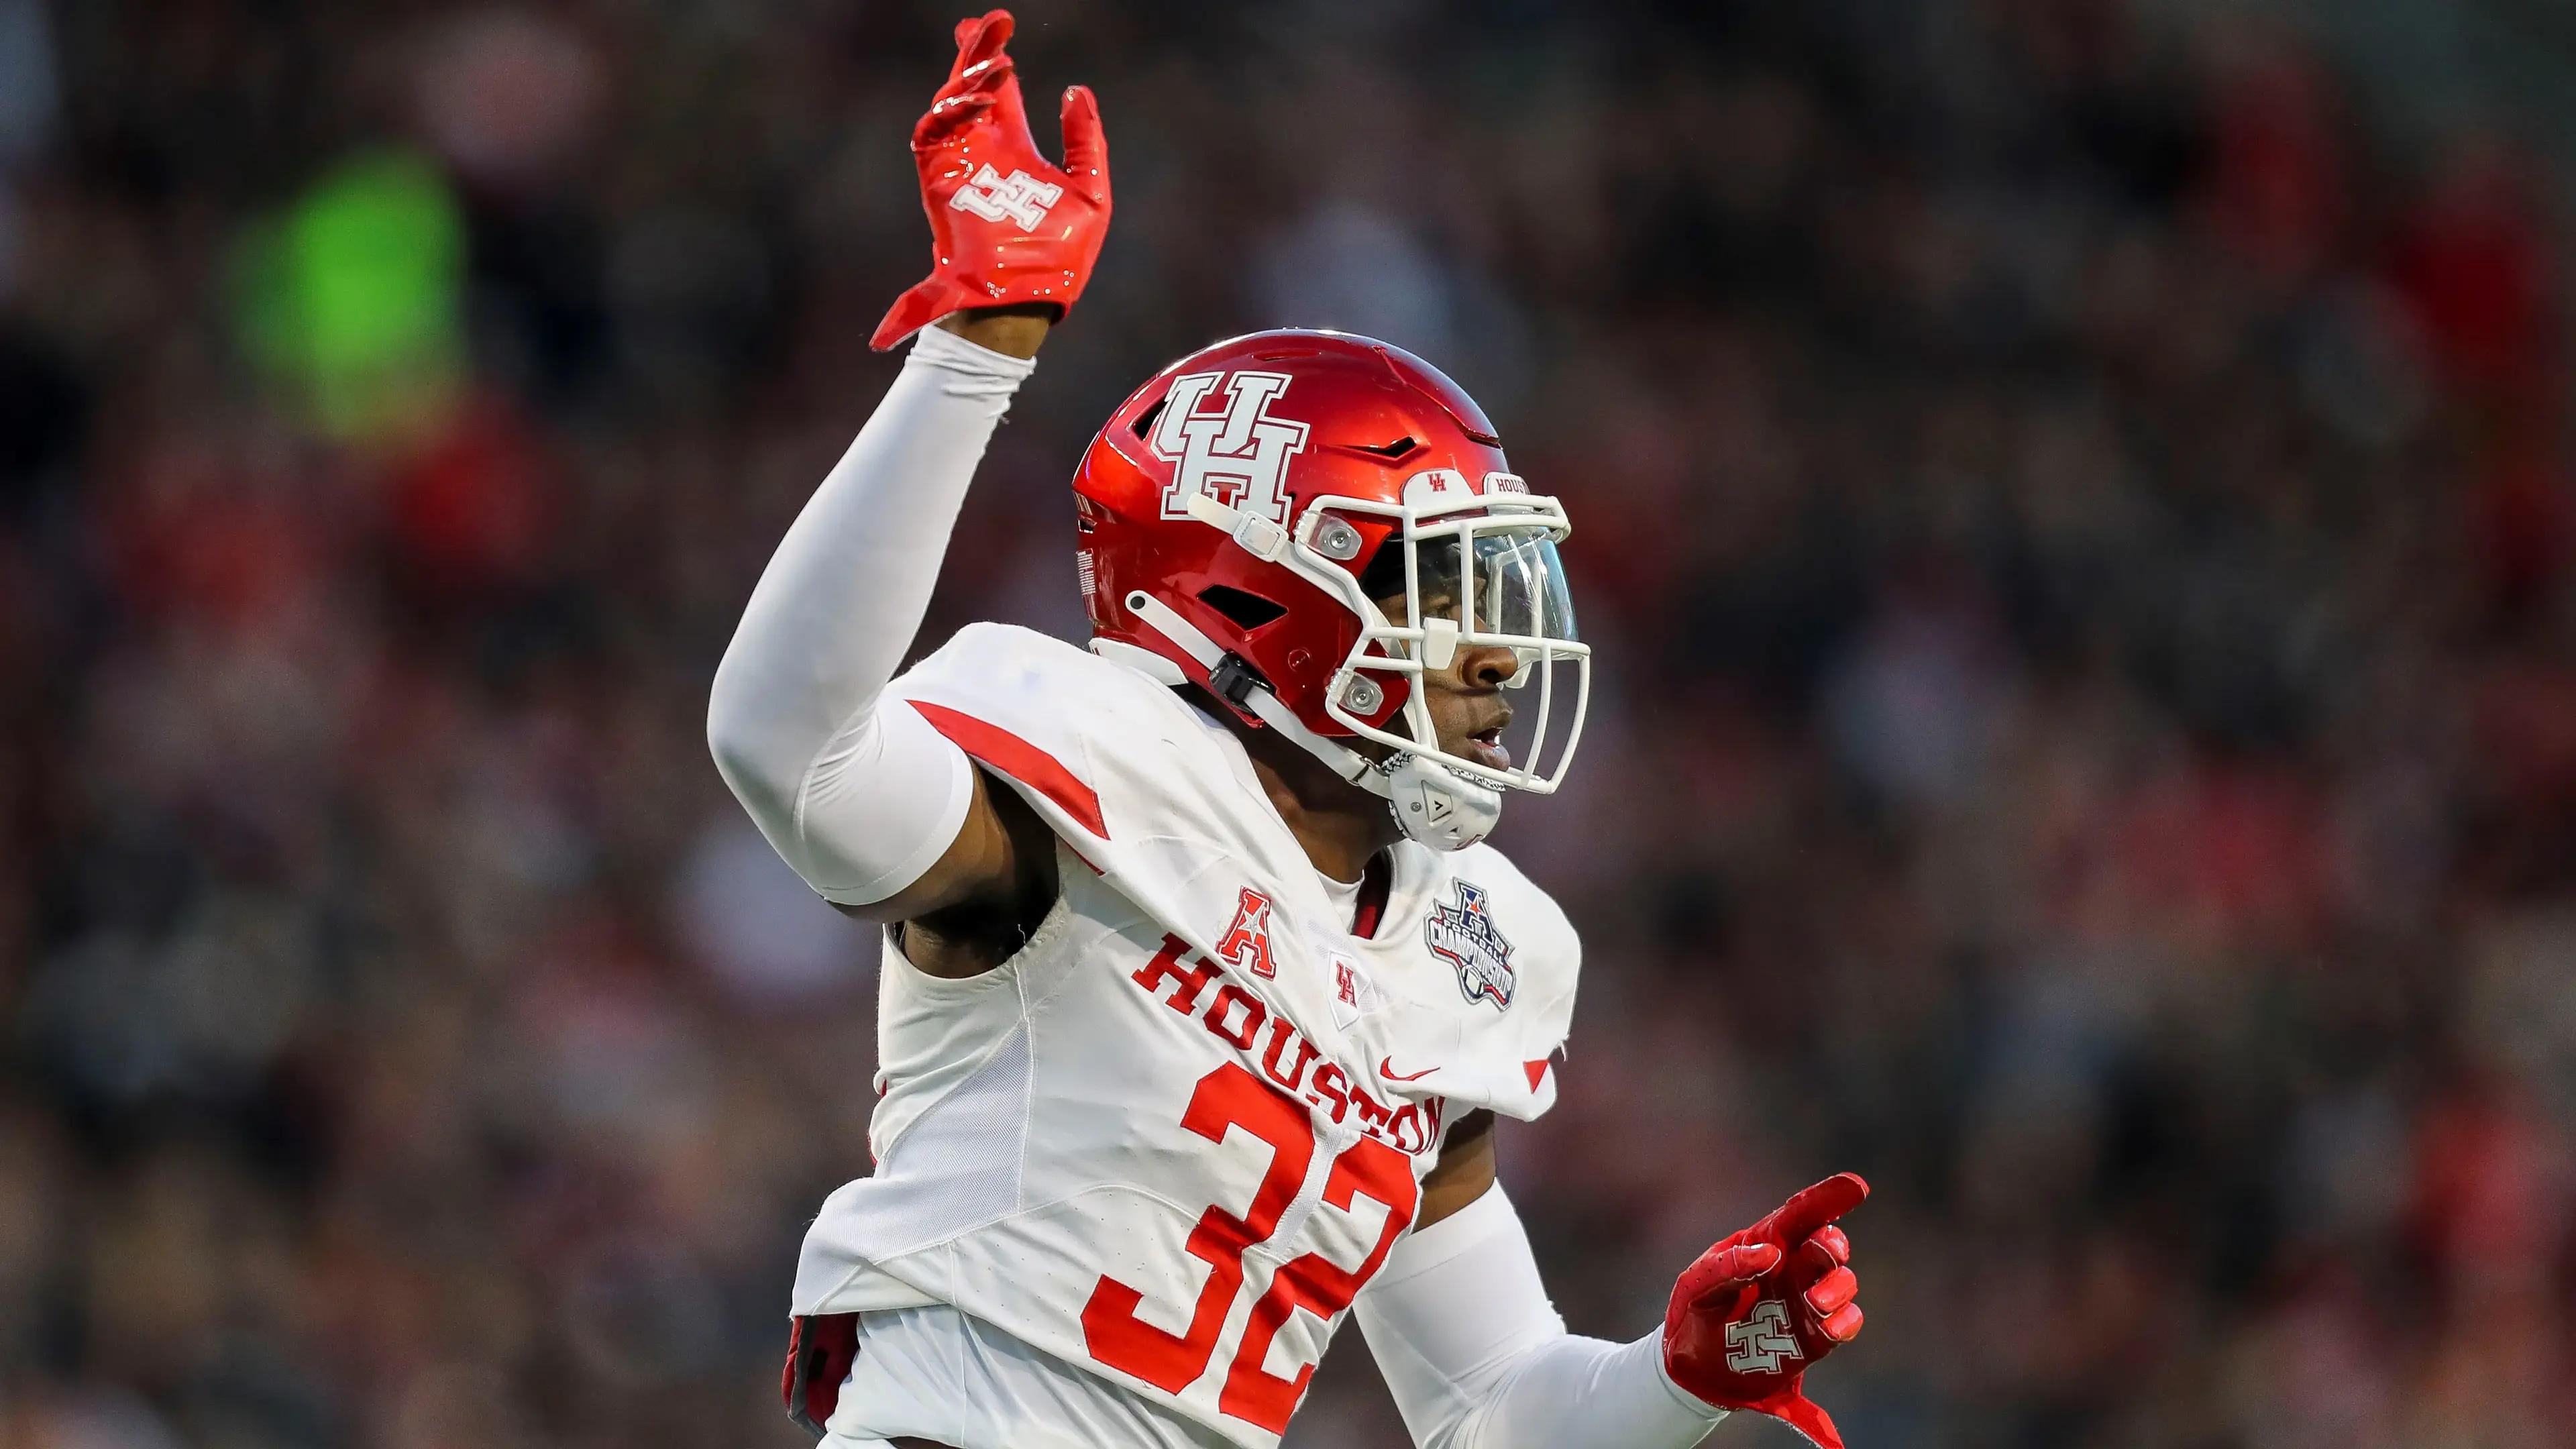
[1666,1173,1870,1449]
[872,8,1112,349]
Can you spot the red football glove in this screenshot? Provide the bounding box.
[1663,1173,1869,1449]
[871,9,1112,350]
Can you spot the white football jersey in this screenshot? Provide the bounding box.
[791,624,1580,1448]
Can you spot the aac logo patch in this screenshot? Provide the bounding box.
[1425,880,1515,1010]
[1214,887,1278,979]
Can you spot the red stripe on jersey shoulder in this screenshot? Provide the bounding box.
[910,699,1110,839]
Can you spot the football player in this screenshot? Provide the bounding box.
[708,12,1869,1448]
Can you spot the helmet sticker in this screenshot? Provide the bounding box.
[1150,371,1311,525]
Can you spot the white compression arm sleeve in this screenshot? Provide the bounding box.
[706,326,1035,905]
[1354,1187,1726,1449]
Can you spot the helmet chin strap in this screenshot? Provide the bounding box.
[1111,592,1502,851]
[1379,751,1503,851]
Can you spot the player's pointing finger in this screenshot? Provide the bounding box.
[1766,1172,1868,1250]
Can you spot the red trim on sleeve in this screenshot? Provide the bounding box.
[1525,1059,1551,1091]
[910,699,1110,839]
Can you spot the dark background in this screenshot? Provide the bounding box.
[3,1,2575,1446]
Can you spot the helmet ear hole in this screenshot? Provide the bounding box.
[1197,584,1287,631]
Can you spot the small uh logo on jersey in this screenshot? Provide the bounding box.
[1426,881,1515,1010]
[1151,371,1311,525]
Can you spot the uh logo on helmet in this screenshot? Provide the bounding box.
[1147,370,1310,525]
[1071,330,1592,851]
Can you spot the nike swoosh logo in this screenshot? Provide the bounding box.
[1379,1057,1438,1082]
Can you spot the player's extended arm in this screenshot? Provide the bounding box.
[705,10,1108,924]
[1358,1146,1868,1449]
[705,317,1030,917]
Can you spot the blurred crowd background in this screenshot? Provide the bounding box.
[4,1,2575,1446]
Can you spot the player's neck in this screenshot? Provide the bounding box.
[1201,692,1399,883]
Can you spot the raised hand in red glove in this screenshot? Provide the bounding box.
[1663,1173,1869,1449]
[871,9,1112,350]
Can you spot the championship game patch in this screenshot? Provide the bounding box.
[1426,881,1515,1010]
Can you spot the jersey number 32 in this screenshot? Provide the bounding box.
[1080,1062,1419,1432]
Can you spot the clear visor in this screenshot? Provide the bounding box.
[1409,525,1581,644]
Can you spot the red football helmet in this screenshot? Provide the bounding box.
[1071,329,1589,849]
